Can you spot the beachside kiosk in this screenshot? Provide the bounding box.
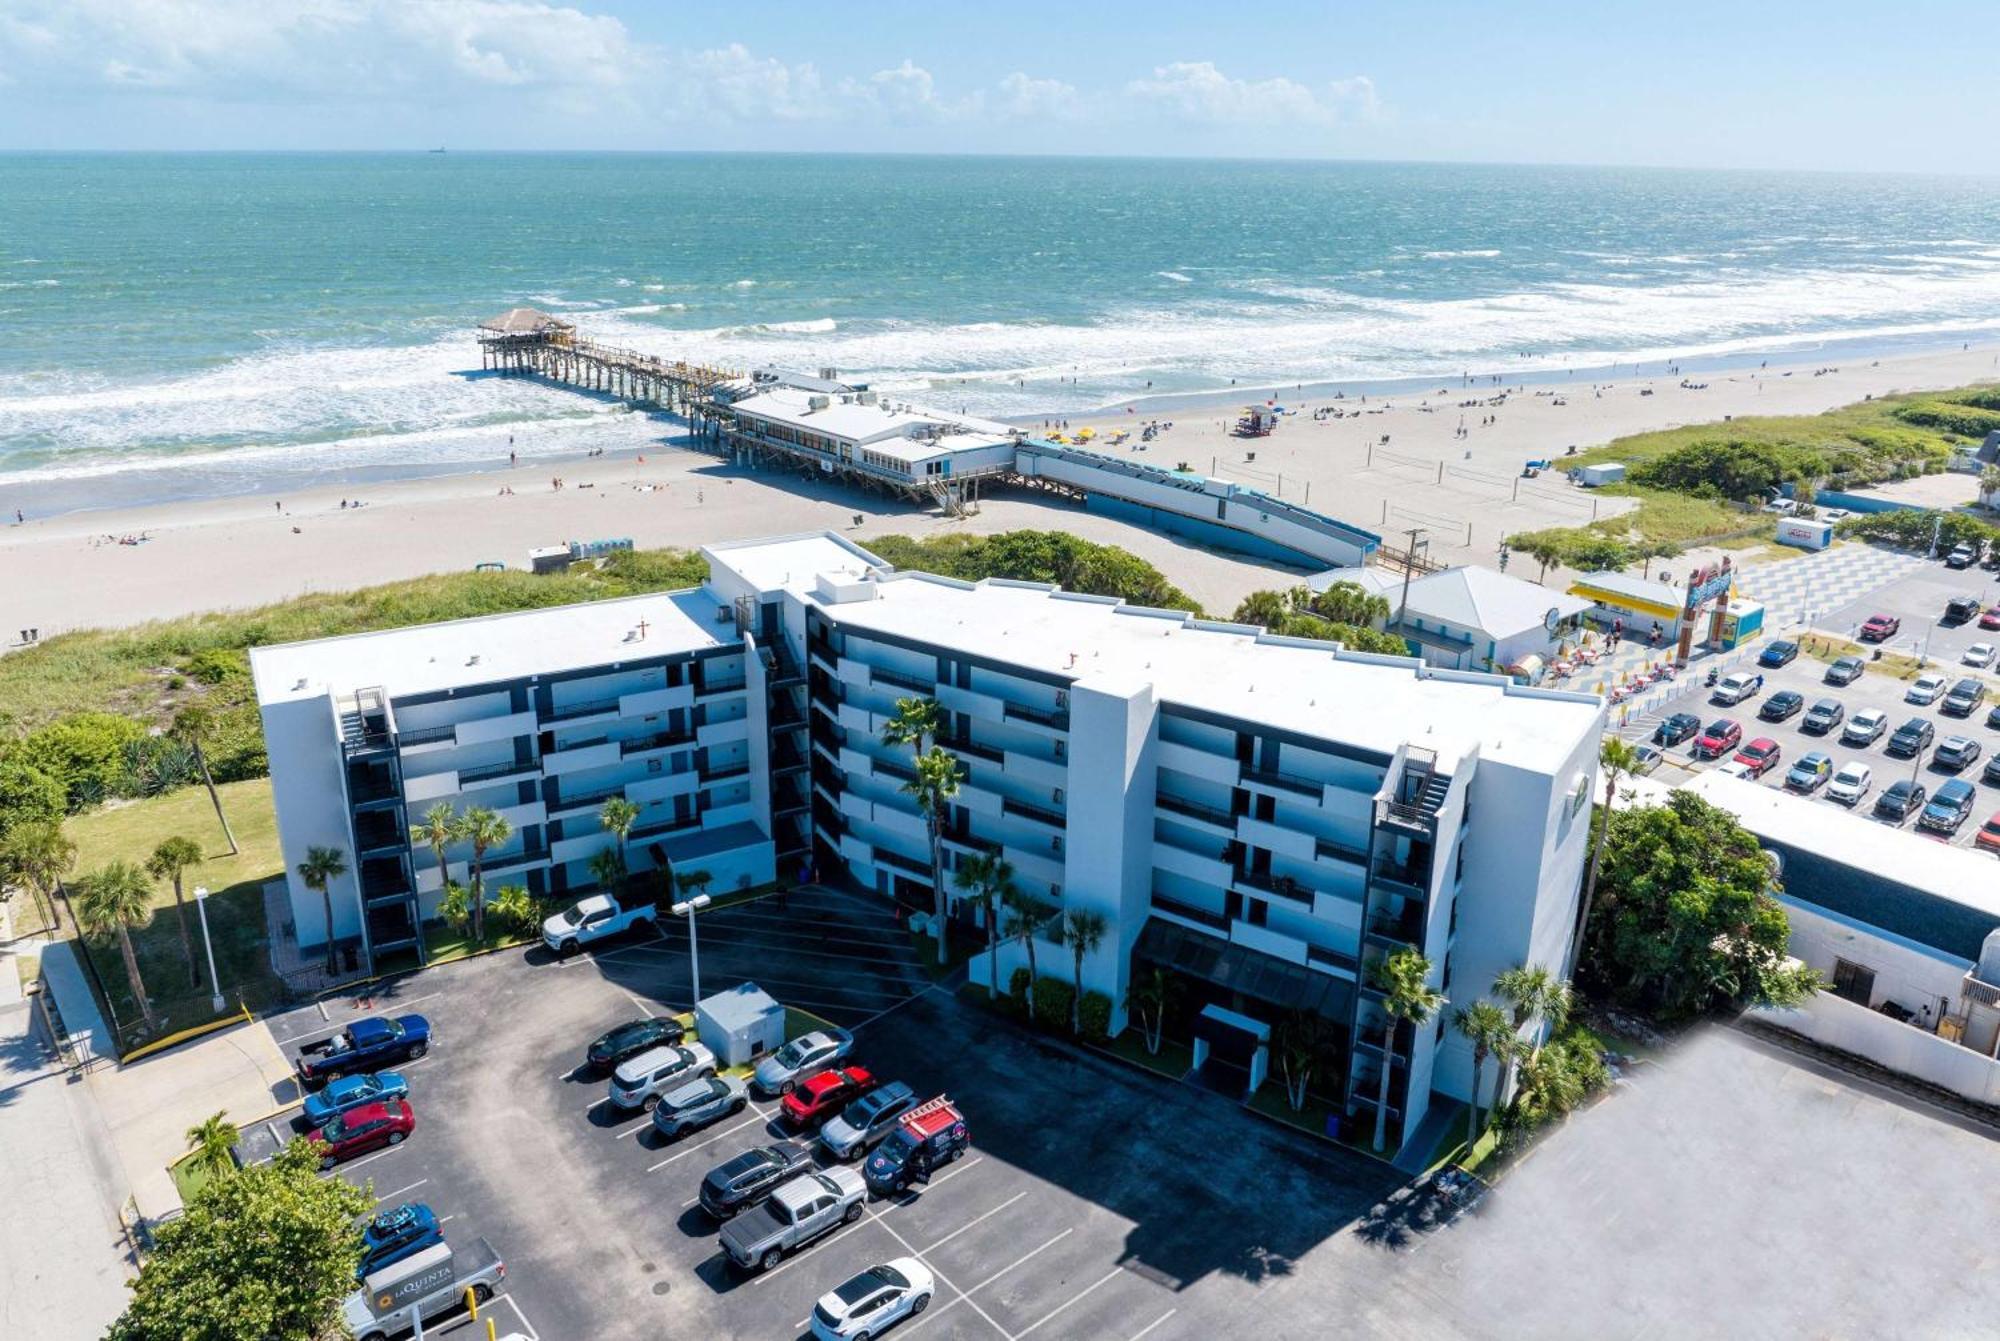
[1568,558,1759,663]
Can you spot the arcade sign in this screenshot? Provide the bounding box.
[1683,558,1733,612]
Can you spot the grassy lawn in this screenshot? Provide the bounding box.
[82,878,284,1053]
[168,1154,218,1205]
[1591,484,1771,548]
[1095,1028,1192,1083]
[66,778,281,912]
[1797,632,1926,680]
[1244,1082,1339,1143]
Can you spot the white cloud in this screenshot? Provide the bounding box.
[686,43,828,122]
[1126,61,1380,126]
[992,71,1081,121]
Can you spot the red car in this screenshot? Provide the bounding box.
[308,1097,414,1170]
[781,1066,878,1129]
[1977,815,2000,854]
[1734,738,1782,777]
[1860,614,1901,641]
[1692,719,1742,759]
[1980,607,2000,631]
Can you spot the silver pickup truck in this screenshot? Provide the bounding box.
[342,1238,505,1341]
[719,1167,867,1273]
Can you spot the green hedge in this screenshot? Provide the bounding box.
[862,531,1200,613]
[1836,509,2000,552]
[1030,976,1075,1031]
[1077,989,1112,1040]
[1891,402,2000,439]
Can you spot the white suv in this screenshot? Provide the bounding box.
[1826,763,1873,806]
[607,1042,717,1112]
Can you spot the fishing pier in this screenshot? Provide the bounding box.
[477,307,739,429]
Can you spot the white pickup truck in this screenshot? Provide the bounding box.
[542,892,655,957]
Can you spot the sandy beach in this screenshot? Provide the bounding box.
[4,342,1998,644]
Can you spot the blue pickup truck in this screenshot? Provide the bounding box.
[298,1015,432,1090]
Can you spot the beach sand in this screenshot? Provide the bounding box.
[4,343,1997,643]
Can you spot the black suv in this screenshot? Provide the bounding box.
[585,1016,688,1073]
[699,1141,814,1219]
[1887,718,1936,759]
[1943,679,1988,717]
[1759,691,1804,723]
[1946,595,1983,623]
[1654,712,1702,747]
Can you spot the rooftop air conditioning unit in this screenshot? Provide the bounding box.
[807,394,830,412]
[858,391,878,405]
[819,366,839,382]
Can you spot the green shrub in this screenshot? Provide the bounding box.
[862,531,1201,613]
[1837,509,2000,552]
[1891,402,2000,439]
[1077,989,1112,1040]
[181,648,250,686]
[1030,975,1075,1031]
[15,712,149,809]
[0,758,66,835]
[1009,966,1032,1005]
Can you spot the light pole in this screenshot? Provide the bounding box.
[193,885,225,1013]
[671,893,712,1005]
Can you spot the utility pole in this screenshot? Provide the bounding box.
[1395,526,1427,632]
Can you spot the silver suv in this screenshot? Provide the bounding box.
[819,1082,918,1161]
[607,1042,717,1113]
[652,1075,750,1140]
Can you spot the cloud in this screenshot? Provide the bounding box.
[992,71,1082,121]
[686,43,827,122]
[1126,61,1381,126]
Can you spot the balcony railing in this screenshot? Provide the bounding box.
[1157,792,1234,828]
[871,665,933,695]
[1241,766,1321,799]
[1366,905,1426,945]
[937,732,1002,764]
[696,676,748,698]
[1372,857,1429,891]
[347,770,398,805]
[1235,867,1313,904]
[397,724,457,747]
[1151,894,1228,932]
[1002,796,1066,830]
[1315,835,1369,866]
[551,785,625,813]
[872,756,917,784]
[700,762,751,785]
[1003,700,1069,731]
[460,759,534,785]
[622,729,693,757]
[1306,942,1359,974]
[545,696,622,723]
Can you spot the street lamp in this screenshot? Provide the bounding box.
[193,885,225,1013]
[671,893,712,1005]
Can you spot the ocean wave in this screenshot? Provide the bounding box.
[1419,249,1501,260]
[1155,271,1194,283]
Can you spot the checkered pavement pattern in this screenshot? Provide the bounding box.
[1732,543,1927,628]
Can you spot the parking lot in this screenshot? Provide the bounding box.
[1621,556,2000,853]
[258,885,1411,1341]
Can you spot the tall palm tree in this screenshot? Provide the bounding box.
[598,797,640,881]
[1371,946,1445,1152]
[297,845,349,976]
[952,851,1015,1001]
[455,807,512,944]
[1000,882,1048,995]
[880,696,942,758]
[171,704,237,855]
[900,746,964,964]
[184,1110,240,1184]
[0,818,75,938]
[1230,590,1291,630]
[587,849,625,894]
[75,860,158,1032]
[1056,907,1107,1034]
[411,801,459,895]
[145,835,206,988]
[1494,963,1572,1062]
[1570,736,1639,979]
[1453,1000,1513,1142]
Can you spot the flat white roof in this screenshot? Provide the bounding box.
[1405,566,1595,641]
[1673,771,2000,921]
[250,588,732,706]
[704,531,886,598]
[730,386,1018,460]
[822,572,1603,773]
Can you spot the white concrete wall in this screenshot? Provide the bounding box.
[1778,897,1970,1020]
[1750,992,2000,1105]
[1064,676,1157,1032]
[260,692,362,952]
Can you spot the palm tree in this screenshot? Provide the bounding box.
[1453,1000,1513,1142]
[952,851,1015,1001]
[1123,967,1179,1055]
[411,801,459,895]
[674,868,714,906]
[455,807,512,944]
[171,704,238,855]
[1230,590,1291,629]
[1494,964,1572,1062]
[296,845,349,976]
[900,746,964,964]
[1056,907,1107,1034]
[1371,947,1445,1152]
[1569,736,1638,980]
[75,860,158,1032]
[145,835,206,988]
[598,797,640,880]
[0,817,75,938]
[587,849,625,894]
[1000,882,1048,996]
[880,696,942,758]
[184,1110,240,1184]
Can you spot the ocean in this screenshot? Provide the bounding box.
[5,152,2000,516]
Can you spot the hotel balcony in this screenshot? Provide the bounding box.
[459,758,539,788]
[544,695,624,725]
[1002,699,1069,732]
[1241,764,1323,802]
[1001,796,1065,831]
[869,664,934,696]
[695,674,749,700]
[352,810,407,858]
[1151,893,1229,933]
[1157,792,1235,832]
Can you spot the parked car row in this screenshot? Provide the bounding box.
[295,1014,434,1172]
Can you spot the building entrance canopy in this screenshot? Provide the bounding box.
[1134,918,1352,1021]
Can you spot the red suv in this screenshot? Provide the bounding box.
[1693,719,1742,759]
[1860,614,1901,641]
[1978,815,2000,854]
[781,1066,878,1129]
[1734,738,1782,777]
[308,1097,414,1170]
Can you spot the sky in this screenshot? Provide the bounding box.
[0,0,1995,174]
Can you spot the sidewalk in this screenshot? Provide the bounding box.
[0,1001,134,1340]
[38,938,113,1065]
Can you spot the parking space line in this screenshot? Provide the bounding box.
[627,994,658,1016]
[1015,1267,1124,1338]
[860,1208,1013,1339]
[1126,1308,1177,1340]
[891,1155,983,1206]
[485,1293,541,1341]
[962,1229,1073,1297]
[325,1144,409,1178]
[852,983,944,1031]
[612,1114,654,1138]
[645,1111,774,1172]
[917,1190,1025,1252]
[374,1179,427,1204]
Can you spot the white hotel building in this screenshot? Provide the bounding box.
[255,531,1603,1154]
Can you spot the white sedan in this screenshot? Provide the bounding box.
[811,1258,935,1339]
[1964,643,1997,669]
[1907,673,1948,705]
[1826,763,1874,806]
